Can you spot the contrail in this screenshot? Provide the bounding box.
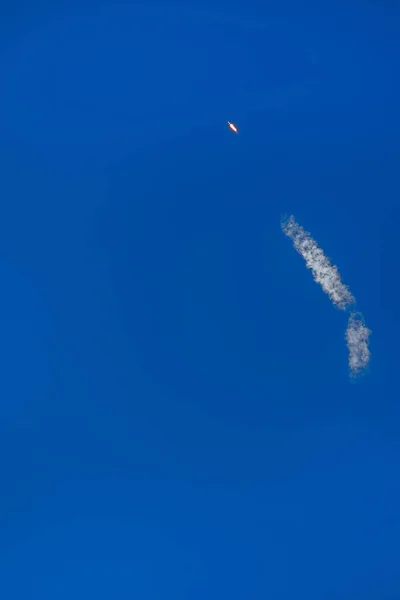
[282,214,371,378]
[345,313,371,377]
[282,215,355,310]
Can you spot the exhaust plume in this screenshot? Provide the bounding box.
[345,312,371,377]
[282,215,355,310]
[282,215,371,378]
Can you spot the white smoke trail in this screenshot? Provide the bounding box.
[345,312,371,377]
[282,214,371,378]
[282,215,355,310]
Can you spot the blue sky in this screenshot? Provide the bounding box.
[0,1,399,597]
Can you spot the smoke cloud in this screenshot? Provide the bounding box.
[282,215,355,310]
[282,215,371,378]
[345,313,371,377]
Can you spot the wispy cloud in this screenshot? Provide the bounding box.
[345,313,371,377]
[282,215,355,310]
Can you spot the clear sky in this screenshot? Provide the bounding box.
[0,1,399,598]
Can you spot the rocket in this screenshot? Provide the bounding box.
[227,121,238,133]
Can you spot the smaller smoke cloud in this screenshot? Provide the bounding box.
[345,313,371,377]
[282,215,355,310]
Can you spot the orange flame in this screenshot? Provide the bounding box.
[228,121,238,133]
